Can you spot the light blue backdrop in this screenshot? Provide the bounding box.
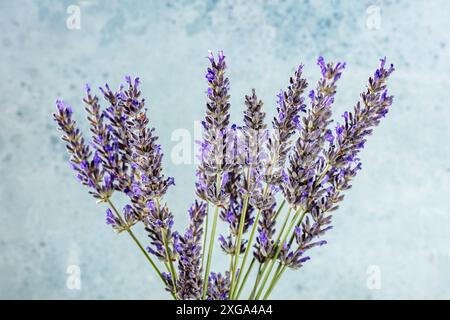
[0,0,449,299]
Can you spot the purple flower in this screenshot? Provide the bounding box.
[53,99,112,201]
[282,57,346,209]
[264,64,308,186]
[207,271,230,300]
[176,201,207,299]
[196,50,232,207]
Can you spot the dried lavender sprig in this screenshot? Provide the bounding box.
[54,80,175,298]
[83,84,126,193]
[263,65,308,185]
[196,50,231,207]
[53,100,113,201]
[263,58,395,299]
[176,201,207,300]
[105,204,138,233]
[278,192,335,269]
[200,51,233,300]
[98,82,134,193]
[283,57,346,210]
[326,57,395,173]
[102,77,179,288]
[228,89,270,297]
[237,67,308,297]
[121,77,174,218]
[233,68,308,297]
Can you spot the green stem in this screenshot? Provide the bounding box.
[273,199,286,221]
[201,205,209,272]
[162,228,178,297]
[106,199,175,299]
[155,198,178,297]
[250,206,291,299]
[229,253,234,278]
[202,205,220,299]
[235,258,255,299]
[232,182,274,299]
[263,264,285,300]
[254,208,301,300]
[229,193,250,298]
[264,210,308,299]
[249,262,264,300]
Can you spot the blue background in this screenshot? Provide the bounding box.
[0,0,449,299]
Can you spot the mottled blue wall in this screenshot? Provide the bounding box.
[0,0,449,299]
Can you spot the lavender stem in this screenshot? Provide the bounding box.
[249,263,264,300]
[235,257,256,299]
[202,205,219,299]
[106,199,175,299]
[231,208,261,299]
[229,167,251,298]
[250,200,292,299]
[231,181,269,299]
[201,205,209,275]
[263,264,285,299]
[254,207,299,299]
[161,228,178,298]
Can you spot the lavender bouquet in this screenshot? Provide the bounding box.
[53,51,394,300]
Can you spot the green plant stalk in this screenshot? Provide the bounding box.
[288,210,309,246]
[263,264,285,299]
[202,205,219,299]
[273,199,286,221]
[235,257,255,299]
[232,181,272,299]
[202,174,223,300]
[254,208,301,300]
[233,196,287,299]
[229,253,235,279]
[201,205,209,273]
[249,263,265,299]
[155,198,178,296]
[162,228,178,297]
[229,193,250,298]
[263,210,308,299]
[250,205,292,299]
[237,199,286,299]
[231,206,260,299]
[106,199,175,299]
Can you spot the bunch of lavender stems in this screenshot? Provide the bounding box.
[54,51,394,300]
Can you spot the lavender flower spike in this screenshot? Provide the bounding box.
[264,65,308,185]
[53,99,113,201]
[176,201,207,300]
[196,50,231,207]
[283,57,346,209]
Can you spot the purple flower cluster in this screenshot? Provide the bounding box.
[207,271,231,300]
[54,100,113,201]
[54,52,394,300]
[54,77,177,285]
[176,201,207,299]
[196,51,232,208]
[276,58,394,271]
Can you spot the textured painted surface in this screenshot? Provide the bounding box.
[0,0,449,299]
